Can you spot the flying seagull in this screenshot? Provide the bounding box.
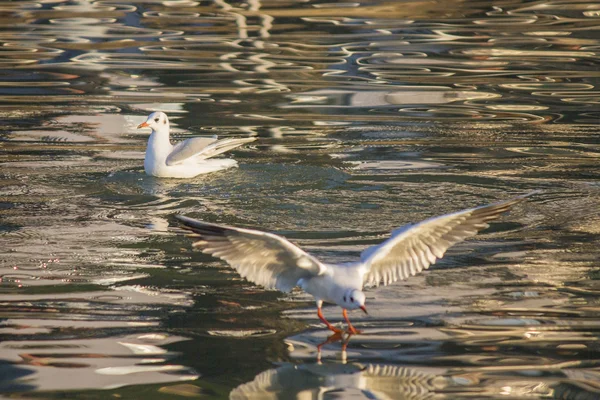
[177,194,533,334]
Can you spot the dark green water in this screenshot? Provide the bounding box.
[1,1,600,398]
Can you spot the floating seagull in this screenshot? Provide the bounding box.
[177,194,533,334]
[137,111,256,178]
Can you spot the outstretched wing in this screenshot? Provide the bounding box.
[167,137,256,166]
[176,216,327,292]
[361,194,533,287]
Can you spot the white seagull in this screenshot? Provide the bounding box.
[177,194,532,334]
[137,111,256,178]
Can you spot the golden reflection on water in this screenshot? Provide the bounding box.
[0,0,600,398]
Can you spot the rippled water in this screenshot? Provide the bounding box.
[1,0,600,398]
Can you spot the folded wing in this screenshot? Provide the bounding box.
[167,137,256,166]
[361,194,533,287]
[176,216,326,292]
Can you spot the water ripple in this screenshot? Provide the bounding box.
[1,0,600,397]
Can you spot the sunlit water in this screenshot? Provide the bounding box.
[1,0,600,398]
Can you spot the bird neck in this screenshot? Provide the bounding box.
[146,129,173,159]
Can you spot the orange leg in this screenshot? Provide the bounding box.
[318,306,342,333]
[343,309,362,335]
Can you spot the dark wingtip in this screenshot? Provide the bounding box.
[174,214,197,229]
[174,215,236,237]
[175,214,194,224]
[174,215,214,234]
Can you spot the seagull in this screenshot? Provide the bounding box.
[137,111,256,178]
[176,194,533,334]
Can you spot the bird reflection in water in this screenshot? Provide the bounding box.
[316,331,354,364]
[230,360,450,400]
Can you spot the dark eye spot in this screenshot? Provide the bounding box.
[154,118,159,122]
[350,297,354,302]
[163,119,166,125]
[343,295,347,302]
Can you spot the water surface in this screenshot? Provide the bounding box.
[1,0,600,398]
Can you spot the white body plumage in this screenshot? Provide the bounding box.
[299,263,364,308]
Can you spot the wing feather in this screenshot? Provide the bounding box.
[166,137,217,165]
[167,137,256,166]
[176,216,326,292]
[361,193,534,287]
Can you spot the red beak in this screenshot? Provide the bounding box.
[137,121,150,129]
[360,305,368,315]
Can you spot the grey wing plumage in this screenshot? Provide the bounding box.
[361,193,535,287]
[166,137,217,166]
[176,216,326,292]
[166,137,256,166]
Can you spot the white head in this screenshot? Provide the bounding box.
[342,289,367,313]
[137,111,170,133]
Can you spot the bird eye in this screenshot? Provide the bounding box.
[350,297,354,302]
[343,295,347,302]
[154,118,159,122]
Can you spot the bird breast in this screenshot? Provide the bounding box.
[301,264,362,306]
[145,131,173,173]
[300,274,341,304]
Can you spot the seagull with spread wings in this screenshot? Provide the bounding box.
[177,194,532,334]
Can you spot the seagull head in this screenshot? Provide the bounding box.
[343,289,367,314]
[137,111,170,133]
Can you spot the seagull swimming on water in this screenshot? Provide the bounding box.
[177,194,533,334]
[138,111,256,178]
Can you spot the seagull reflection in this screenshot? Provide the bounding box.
[230,361,450,400]
[316,331,353,364]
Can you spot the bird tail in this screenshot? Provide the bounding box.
[198,137,256,160]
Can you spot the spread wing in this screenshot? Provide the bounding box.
[176,216,327,292]
[361,193,533,287]
[166,137,256,166]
